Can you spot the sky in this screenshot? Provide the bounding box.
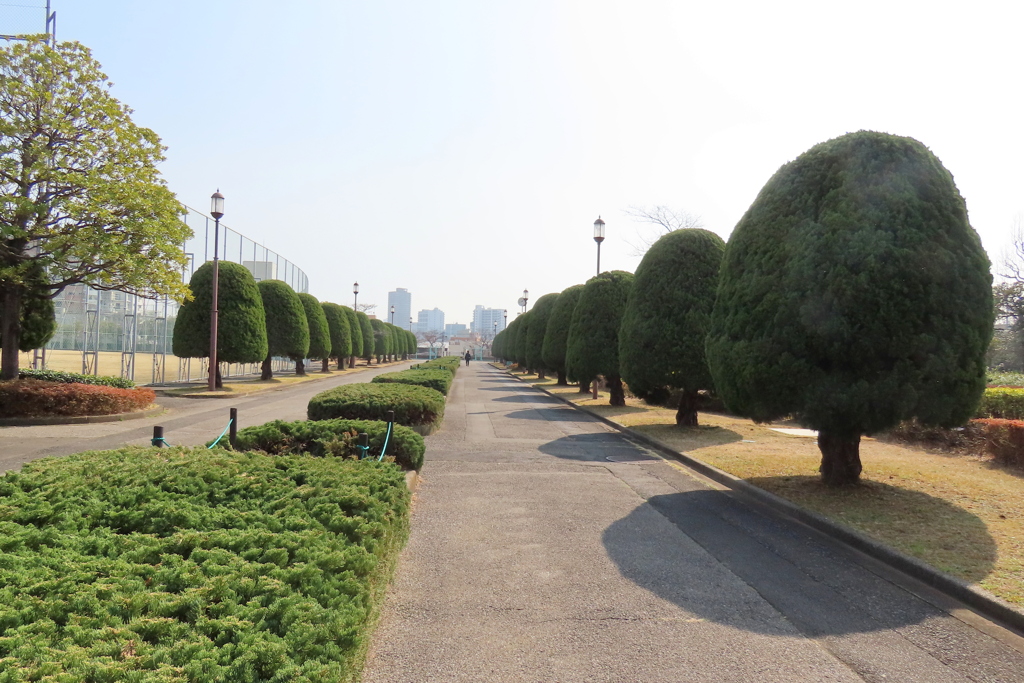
[22,0,1024,327]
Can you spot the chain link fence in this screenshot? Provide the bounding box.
[0,2,47,40]
[21,204,311,385]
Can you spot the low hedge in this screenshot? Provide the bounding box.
[974,418,1024,469]
[412,356,461,375]
[975,387,1024,420]
[308,382,445,429]
[0,447,410,680]
[372,368,453,396]
[18,367,136,388]
[232,418,425,471]
[0,380,155,418]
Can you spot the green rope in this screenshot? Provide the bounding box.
[151,436,172,447]
[355,444,371,460]
[377,420,393,462]
[207,418,234,449]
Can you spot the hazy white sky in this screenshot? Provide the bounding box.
[46,0,1024,325]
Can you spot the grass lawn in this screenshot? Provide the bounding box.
[160,361,408,397]
[512,370,1024,607]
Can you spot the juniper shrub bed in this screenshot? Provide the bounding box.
[0,379,154,418]
[307,383,445,432]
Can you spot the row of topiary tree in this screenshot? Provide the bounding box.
[494,131,994,487]
[171,261,417,386]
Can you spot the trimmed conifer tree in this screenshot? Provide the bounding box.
[369,318,389,362]
[565,271,634,406]
[256,280,310,380]
[320,303,352,371]
[172,261,268,388]
[342,306,361,368]
[297,293,330,375]
[525,293,559,380]
[504,318,521,366]
[543,284,584,388]
[707,131,993,487]
[619,229,725,426]
[356,311,374,363]
[514,311,532,373]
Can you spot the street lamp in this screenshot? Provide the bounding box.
[353,282,359,310]
[522,289,529,314]
[503,309,507,329]
[593,216,605,276]
[208,190,225,392]
[390,305,395,324]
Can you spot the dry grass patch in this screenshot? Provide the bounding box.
[515,372,1024,606]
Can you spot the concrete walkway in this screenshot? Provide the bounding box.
[363,363,1024,682]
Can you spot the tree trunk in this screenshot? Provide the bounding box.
[556,371,567,386]
[537,369,546,380]
[608,375,625,406]
[0,282,22,381]
[349,355,356,368]
[818,431,863,487]
[215,365,222,389]
[338,356,345,370]
[578,381,591,394]
[261,356,273,380]
[675,389,699,427]
[322,358,330,373]
[295,359,305,376]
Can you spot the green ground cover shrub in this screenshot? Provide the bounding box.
[0,447,410,681]
[372,368,453,396]
[307,383,445,429]
[17,367,135,388]
[0,380,154,417]
[412,356,460,375]
[976,388,1024,420]
[988,371,1024,388]
[232,418,425,471]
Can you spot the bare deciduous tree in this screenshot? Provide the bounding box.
[356,303,377,314]
[1002,213,1024,284]
[622,205,703,255]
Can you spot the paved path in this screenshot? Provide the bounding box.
[0,361,413,474]
[363,363,1024,682]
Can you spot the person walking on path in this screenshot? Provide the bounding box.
[464,349,472,366]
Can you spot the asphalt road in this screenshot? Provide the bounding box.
[0,361,414,474]
[362,362,1024,682]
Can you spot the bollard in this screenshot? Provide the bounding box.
[229,408,238,448]
[386,409,395,425]
[152,426,164,448]
[358,432,369,460]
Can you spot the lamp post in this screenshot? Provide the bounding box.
[593,216,605,277]
[353,282,359,310]
[208,190,225,392]
[522,289,529,314]
[503,309,507,330]
[390,305,395,324]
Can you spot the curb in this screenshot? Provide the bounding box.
[506,370,1024,637]
[0,404,165,427]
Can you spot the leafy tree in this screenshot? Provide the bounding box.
[356,311,374,363]
[172,262,267,387]
[0,39,191,379]
[566,271,634,405]
[370,318,389,362]
[492,330,505,360]
[514,311,532,372]
[619,229,725,426]
[525,294,559,380]
[706,131,993,487]
[342,306,362,368]
[406,329,417,359]
[297,292,330,375]
[0,270,55,352]
[504,318,521,366]
[256,280,309,380]
[321,303,352,371]
[543,284,584,387]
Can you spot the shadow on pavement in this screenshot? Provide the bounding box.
[538,433,649,462]
[475,386,530,392]
[603,488,998,636]
[503,407,594,421]
[490,394,563,404]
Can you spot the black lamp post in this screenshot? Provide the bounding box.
[593,216,605,276]
[353,282,359,310]
[208,190,225,392]
[390,305,395,324]
[522,289,529,314]
[503,309,507,329]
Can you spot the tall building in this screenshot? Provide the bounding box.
[472,305,506,337]
[414,308,445,335]
[445,323,469,338]
[388,288,412,330]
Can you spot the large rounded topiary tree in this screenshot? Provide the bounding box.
[320,303,352,371]
[619,229,725,426]
[369,318,390,363]
[256,280,309,380]
[543,284,584,388]
[173,261,267,388]
[706,131,993,487]
[297,293,331,375]
[356,311,374,364]
[514,311,531,373]
[566,271,634,405]
[342,306,362,368]
[525,293,559,380]
[503,317,521,366]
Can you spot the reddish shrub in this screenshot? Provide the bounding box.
[974,418,1024,469]
[0,380,155,418]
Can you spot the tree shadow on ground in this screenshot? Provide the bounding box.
[490,394,563,403]
[476,386,531,392]
[537,433,652,462]
[603,487,997,636]
[630,423,744,450]
[502,407,596,422]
